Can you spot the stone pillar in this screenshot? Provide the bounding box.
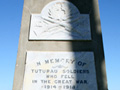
[13,0,108,90]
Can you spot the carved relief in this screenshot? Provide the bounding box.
[29,0,91,40]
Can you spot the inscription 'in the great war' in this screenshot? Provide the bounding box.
[23,52,98,90]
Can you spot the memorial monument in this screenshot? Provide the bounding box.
[13,0,108,90]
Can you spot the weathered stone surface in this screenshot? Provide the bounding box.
[13,0,108,90]
[23,51,97,90]
[29,0,91,40]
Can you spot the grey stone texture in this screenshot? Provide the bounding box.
[13,0,108,90]
[23,52,98,90]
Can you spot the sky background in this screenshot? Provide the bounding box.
[0,0,120,90]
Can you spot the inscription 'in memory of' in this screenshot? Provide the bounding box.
[23,52,98,90]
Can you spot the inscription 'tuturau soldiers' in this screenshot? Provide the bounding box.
[29,0,91,40]
[23,52,98,90]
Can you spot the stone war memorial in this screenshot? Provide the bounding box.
[13,0,108,90]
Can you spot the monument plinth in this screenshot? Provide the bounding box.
[13,0,108,90]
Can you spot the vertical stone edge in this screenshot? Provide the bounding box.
[90,0,108,90]
[12,0,108,90]
[12,0,30,89]
[12,0,52,90]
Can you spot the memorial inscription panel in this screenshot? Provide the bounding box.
[29,0,91,40]
[23,52,98,90]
